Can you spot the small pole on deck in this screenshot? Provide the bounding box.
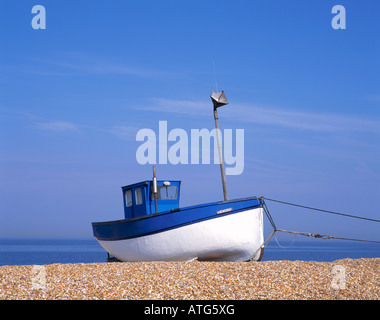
[152,166,158,213]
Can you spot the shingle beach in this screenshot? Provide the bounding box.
[1,258,378,300]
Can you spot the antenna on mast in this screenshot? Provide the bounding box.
[212,59,218,92]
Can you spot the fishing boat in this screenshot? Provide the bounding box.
[91,91,265,262]
[92,178,264,262]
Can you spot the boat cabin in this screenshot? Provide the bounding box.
[121,180,181,219]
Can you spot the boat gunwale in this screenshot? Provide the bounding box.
[91,196,260,226]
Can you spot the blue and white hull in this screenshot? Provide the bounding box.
[92,197,264,262]
[96,207,263,262]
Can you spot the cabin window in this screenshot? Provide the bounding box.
[152,186,178,200]
[125,190,132,207]
[135,188,143,205]
[160,186,177,199]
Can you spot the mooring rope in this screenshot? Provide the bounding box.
[255,197,380,253]
[275,228,380,244]
[264,197,380,223]
[274,233,298,249]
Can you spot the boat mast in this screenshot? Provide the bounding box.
[211,90,229,201]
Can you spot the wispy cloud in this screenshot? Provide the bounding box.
[17,112,80,132]
[47,60,156,77]
[244,156,312,176]
[19,111,141,140]
[230,103,380,134]
[33,121,79,132]
[139,98,210,116]
[25,52,170,78]
[135,98,380,134]
[367,94,380,103]
[105,125,140,141]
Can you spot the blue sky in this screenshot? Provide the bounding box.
[0,0,379,242]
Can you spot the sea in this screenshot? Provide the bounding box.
[0,238,379,266]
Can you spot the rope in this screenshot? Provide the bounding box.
[325,236,380,244]
[274,233,298,249]
[255,198,380,252]
[275,228,380,244]
[264,197,380,223]
[276,228,334,239]
[261,198,277,230]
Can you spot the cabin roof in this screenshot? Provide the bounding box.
[121,180,181,190]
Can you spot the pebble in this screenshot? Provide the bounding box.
[0,258,378,300]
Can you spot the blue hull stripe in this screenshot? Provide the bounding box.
[92,197,261,241]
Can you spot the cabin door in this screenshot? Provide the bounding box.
[132,187,146,217]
